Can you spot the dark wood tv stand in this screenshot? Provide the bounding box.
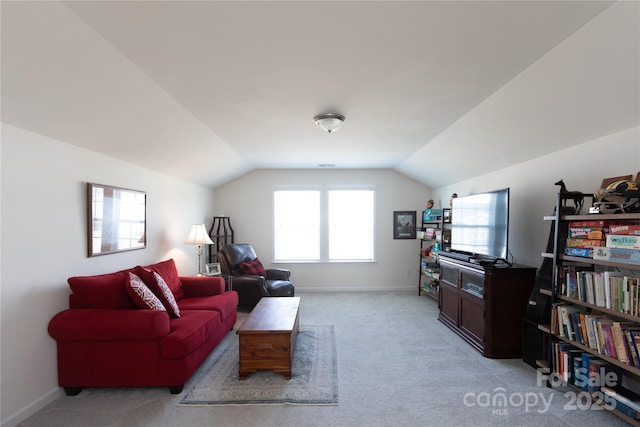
[438,255,535,358]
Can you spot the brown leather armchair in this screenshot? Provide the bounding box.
[217,243,294,309]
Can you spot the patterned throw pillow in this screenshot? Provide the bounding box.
[126,272,166,312]
[143,269,181,318]
[140,259,184,300]
[238,257,266,277]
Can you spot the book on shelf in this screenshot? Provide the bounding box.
[599,320,617,358]
[612,321,635,365]
[575,352,602,391]
[553,342,572,382]
[583,314,600,350]
[601,386,640,420]
[624,328,640,367]
[591,317,611,355]
[557,305,582,341]
[583,273,595,305]
[604,271,624,310]
[589,359,613,394]
[629,330,640,368]
[567,349,583,385]
[580,353,598,391]
[551,303,561,336]
[594,271,606,307]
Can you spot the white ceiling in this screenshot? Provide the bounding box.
[2,1,638,189]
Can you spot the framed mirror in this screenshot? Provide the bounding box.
[87,182,146,257]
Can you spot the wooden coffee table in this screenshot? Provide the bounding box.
[236,297,300,380]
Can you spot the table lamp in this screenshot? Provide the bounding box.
[185,224,214,276]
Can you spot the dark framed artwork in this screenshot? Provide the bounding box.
[393,211,416,239]
[87,182,146,257]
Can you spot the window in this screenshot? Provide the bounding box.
[273,191,320,261]
[274,188,375,262]
[328,190,374,260]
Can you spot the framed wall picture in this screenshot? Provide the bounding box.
[87,182,146,257]
[205,262,221,276]
[394,211,416,239]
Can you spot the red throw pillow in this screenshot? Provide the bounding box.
[68,268,139,309]
[142,269,181,318]
[126,273,166,312]
[238,257,266,276]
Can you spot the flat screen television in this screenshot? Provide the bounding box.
[448,188,509,262]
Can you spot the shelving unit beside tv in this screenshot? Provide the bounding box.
[418,208,450,300]
[541,193,640,426]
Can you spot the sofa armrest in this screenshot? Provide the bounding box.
[48,309,170,342]
[266,268,291,281]
[180,276,225,297]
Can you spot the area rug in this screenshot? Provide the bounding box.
[180,325,338,406]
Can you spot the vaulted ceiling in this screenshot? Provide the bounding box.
[2,1,638,189]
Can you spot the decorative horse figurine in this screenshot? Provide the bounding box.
[555,179,584,214]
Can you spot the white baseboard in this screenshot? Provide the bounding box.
[1,387,64,427]
[296,286,415,292]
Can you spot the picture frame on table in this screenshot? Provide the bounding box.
[205,262,221,276]
[394,211,416,239]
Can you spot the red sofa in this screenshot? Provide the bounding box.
[48,259,238,395]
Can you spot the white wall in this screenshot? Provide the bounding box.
[433,126,640,268]
[0,124,216,426]
[214,169,432,290]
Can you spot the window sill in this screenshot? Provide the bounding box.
[272,260,377,265]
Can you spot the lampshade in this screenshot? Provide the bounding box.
[313,113,345,134]
[184,224,214,245]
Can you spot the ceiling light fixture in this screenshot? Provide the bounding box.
[313,113,345,134]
